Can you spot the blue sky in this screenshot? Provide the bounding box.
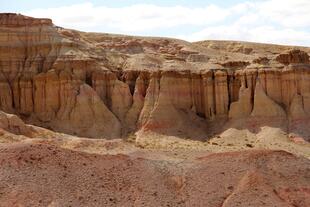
[1,0,310,46]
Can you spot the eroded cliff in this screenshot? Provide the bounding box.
[0,13,309,142]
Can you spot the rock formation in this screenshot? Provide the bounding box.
[0,110,33,136]
[0,13,309,141]
[0,13,309,207]
[251,80,286,118]
[228,86,252,119]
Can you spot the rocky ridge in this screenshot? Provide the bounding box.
[0,13,309,143]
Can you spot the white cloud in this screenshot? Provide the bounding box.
[257,0,310,28]
[23,0,310,46]
[182,25,310,46]
[25,3,229,32]
[182,0,310,46]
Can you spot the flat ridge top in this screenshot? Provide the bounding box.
[0,13,53,27]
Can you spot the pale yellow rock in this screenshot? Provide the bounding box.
[264,70,282,104]
[138,75,160,127]
[251,81,286,117]
[229,86,252,119]
[69,84,121,138]
[92,71,118,108]
[140,75,207,139]
[165,72,192,110]
[125,76,146,132]
[57,71,79,121]
[0,110,32,135]
[111,79,133,121]
[143,85,182,134]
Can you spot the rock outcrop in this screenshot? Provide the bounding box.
[0,110,33,136]
[228,86,252,119]
[251,80,286,118]
[276,49,309,65]
[288,94,310,141]
[0,13,309,140]
[66,84,121,138]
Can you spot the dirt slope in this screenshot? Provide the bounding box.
[0,143,309,207]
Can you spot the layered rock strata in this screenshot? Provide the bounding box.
[0,13,309,140]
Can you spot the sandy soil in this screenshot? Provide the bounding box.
[0,141,309,207]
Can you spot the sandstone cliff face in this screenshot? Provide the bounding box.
[0,13,309,140]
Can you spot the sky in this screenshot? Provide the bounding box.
[1,0,310,46]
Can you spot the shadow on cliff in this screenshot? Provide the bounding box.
[135,113,292,142]
[223,116,289,135]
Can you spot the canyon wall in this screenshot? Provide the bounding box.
[0,13,309,140]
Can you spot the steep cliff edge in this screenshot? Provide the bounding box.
[0,13,309,142]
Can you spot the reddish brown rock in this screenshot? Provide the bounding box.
[276,49,309,65]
